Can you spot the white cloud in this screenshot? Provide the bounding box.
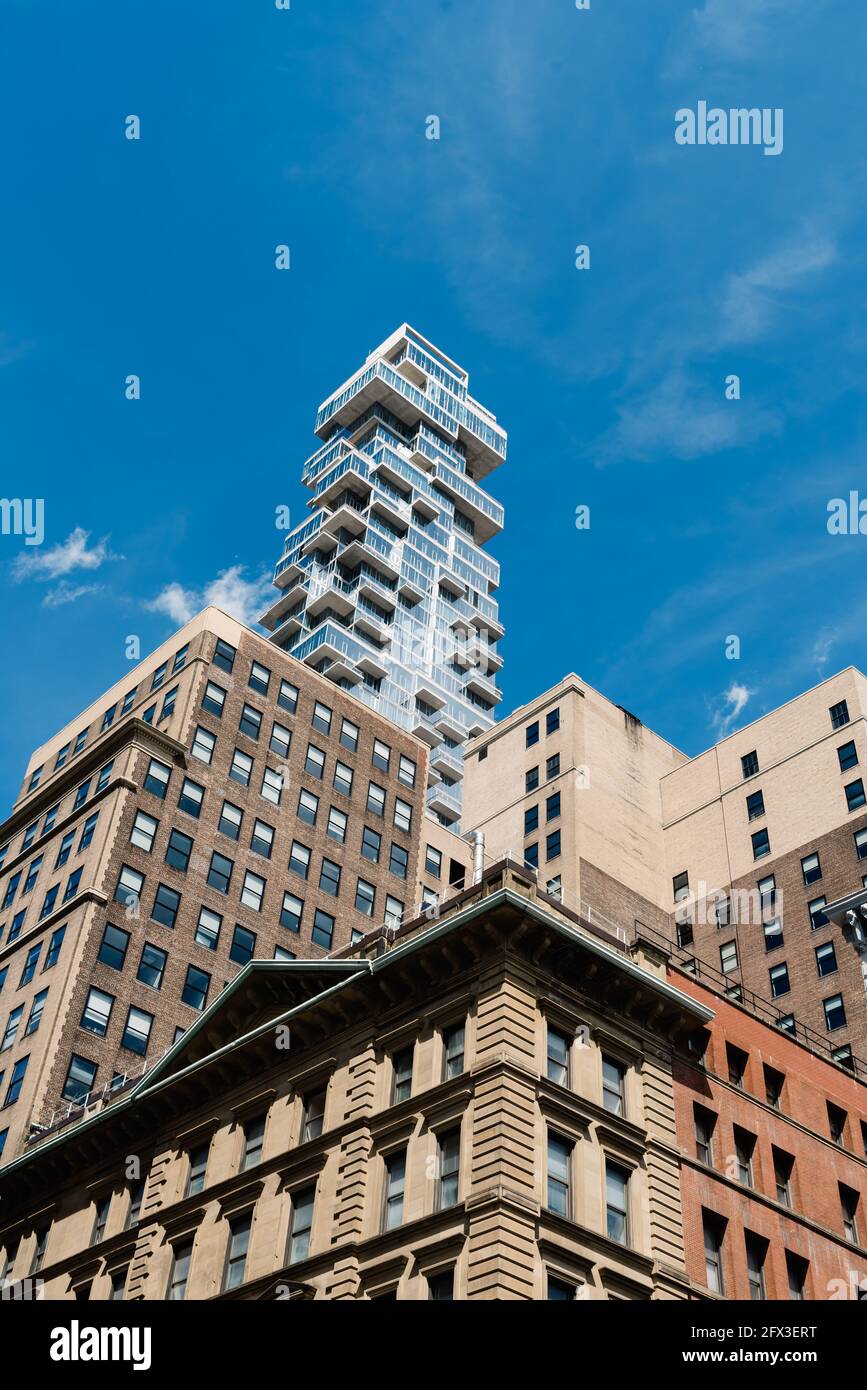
[809,628,838,677]
[688,0,813,62]
[720,232,837,345]
[42,582,103,609]
[146,565,272,628]
[12,526,118,582]
[711,681,755,736]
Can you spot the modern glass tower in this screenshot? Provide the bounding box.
[260,324,506,826]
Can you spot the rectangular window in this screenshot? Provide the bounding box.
[801,852,822,885]
[326,806,347,843]
[242,1115,266,1170]
[602,1057,626,1116]
[845,778,866,811]
[248,661,271,696]
[172,643,188,673]
[751,827,771,860]
[746,790,765,821]
[816,941,838,976]
[191,727,216,765]
[182,966,211,1011]
[333,760,354,796]
[726,1043,748,1088]
[547,1133,571,1217]
[524,806,539,835]
[207,852,233,895]
[297,789,319,826]
[382,1150,406,1230]
[546,830,561,860]
[605,1161,630,1245]
[250,819,274,859]
[830,700,850,730]
[385,895,404,928]
[855,828,867,860]
[137,942,167,990]
[305,744,325,779]
[55,830,75,868]
[547,1026,570,1086]
[165,828,193,872]
[223,1212,251,1291]
[312,909,334,949]
[261,766,283,805]
[694,1105,716,1164]
[98,922,130,970]
[764,1065,784,1110]
[769,962,790,998]
[195,906,222,951]
[73,780,90,809]
[524,842,538,869]
[63,1053,98,1103]
[704,1213,725,1293]
[367,782,386,817]
[392,1046,413,1104]
[218,800,243,840]
[239,703,262,741]
[546,792,561,822]
[79,812,99,850]
[393,798,412,834]
[340,717,359,751]
[838,740,858,772]
[160,687,178,722]
[437,1129,460,1210]
[23,989,47,1038]
[355,878,376,917]
[229,924,256,965]
[269,722,292,759]
[546,707,560,735]
[823,993,846,1031]
[278,679,298,714]
[734,1126,755,1185]
[178,777,204,819]
[81,987,114,1037]
[398,754,417,789]
[372,738,391,773]
[121,1006,153,1055]
[526,721,540,748]
[303,1088,326,1142]
[280,892,303,934]
[443,1022,465,1079]
[187,1144,209,1198]
[213,638,236,674]
[526,766,539,792]
[773,1147,794,1206]
[287,1186,314,1264]
[741,750,759,778]
[151,882,180,928]
[169,1242,192,1301]
[0,1006,24,1052]
[745,1233,767,1300]
[312,701,332,736]
[389,843,408,879]
[202,681,226,717]
[841,1184,859,1242]
[115,864,144,910]
[720,940,739,974]
[786,1252,808,1301]
[229,749,253,786]
[241,870,266,912]
[319,858,341,897]
[425,844,442,877]
[288,840,310,879]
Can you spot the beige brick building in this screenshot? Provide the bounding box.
[0,863,711,1301]
[0,608,464,1168]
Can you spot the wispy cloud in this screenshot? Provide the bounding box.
[710,681,755,736]
[809,628,838,677]
[719,230,837,345]
[12,526,118,582]
[686,0,814,63]
[146,565,272,627]
[41,582,103,609]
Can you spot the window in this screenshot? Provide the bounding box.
[326,806,347,843]
[602,1057,626,1116]
[101,703,117,732]
[229,749,252,786]
[24,990,47,1037]
[30,1226,49,1274]
[248,660,270,696]
[437,1129,460,1209]
[828,1102,846,1147]
[734,1126,755,1185]
[81,987,114,1037]
[392,1046,413,1104]
[833,1044,854,1069]
[394,798,412,834]
[0,1006,24,1052]
[720,941,739,974]
[262,766,283,805]
[310,701,332,737]
[38,885,58,920]
[339,717,359,751]
[816,941,838,976]
[223,1212,251,1291]
[786,1252,808,1301]
[202,681,226,717]
[355,878,376,917]
[195,906,222,951]
[213,638,236,673]
[230,924,256,966]
[372,738,390,772]
[152,883,180,928]
[694,1105,716,1164]
[178,777,204,819]
[79,812,99,850]
[250,819,274,859]
[242,1115,266,1170]
[22,855,43,894]
[218,800,243,841]
[19,944,41,986]
[287,1186,315,1264]
[547,1026,570,1086]
[443,1023,465,1079]
[382,1150,406,1230]
[703,1213,725,1293]
[809,896,828,931]
[764,1065,784,1110]
[745,1233,767,1300]
[55,830,75,868]
[841,1184,859,1242]
[389,843,408,880]
[137,942,167,990]
[121,1007,153,1055]
[55,743,70,770]
[239,703,262,741]
[741,750,759,778]
[63,1054,97,1103]
[769,962,790,997]
[838,740,859,772]
[773,1147,794,1206]
[605,1161,630,1244]
[270,722,292,759]
[547,1133,571,1216]
[297,789,319,826]
[425,845,443,879]
[2,1055,28,1107]
[546,830,561,861]
[98,922,129,971]
[367,781,386,817]
[524,806,539,835]
[302,1087,326,1142]
[280,892,303,934]
[546,707,560,735]
[385,895,404,928]
[115,864,144,910]
[41,806,59,838]
[830,700,850,730]
[186,1143,209,1198]
[801,852,822,885]
[526,721,539,748]
[855,828,867,860]
[241,871,265,912]
[312,909,334,949]
[429,1269,455,1300]
[92,1195,111,1246]
[166,829,193,872]
[288,840,310,879]
[823,993,846,1030]
[398,754,417,789]
[63,867,83,903]
[319,858,341,897]
[726,1043,748,1088]
[751,828,770,860]
[191,727,216,765]
[763,918,783,951]
[546,792,561,822]
[746,790,765,821]
[777,1013,796,1035]
[526,767,539,792]
[130,810,158,853]
[845,779,866,811]
[333,760,354,796]
[182,966,211,1012]
[169,1241,192,1302]
[524,842,538,869]
[207,852,233,895]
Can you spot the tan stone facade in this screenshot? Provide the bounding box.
[0,865,711,1301]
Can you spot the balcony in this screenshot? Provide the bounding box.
[411,713,445,748]
[429,459,504,543]
[414,678,447,710]
[338,537,400,583]
[369,492,410,535]
[427,782,461,823]
[430,744,464,780]
[319,502,367,541]
[435,712,466,743]
[464,670,502,704]
[306,580,356,622]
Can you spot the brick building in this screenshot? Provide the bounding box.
[0,607,465,1167]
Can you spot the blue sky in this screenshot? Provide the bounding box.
[1,0,866,808]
